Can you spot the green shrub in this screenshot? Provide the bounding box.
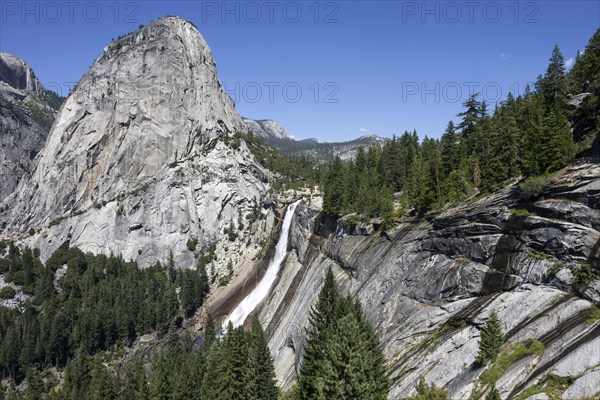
[549,261,566,276]
[218,274,231,287]
[186,238,198,252]
[197,244,217,271]
[408,378,450,400]
[485,386,501,400]
[8,271,25,286]
[510,208,534,217]
[528,250,552,261]
[587,308,600,324]
[345,214,365,228]
[49,218,63,227]
[480,339,545,385]
[513,372,574,400]
[24,101,55,130]
[223,221,238,242]
[0,286,16,299]
[574,262,596,284]
[520,174,552,200]
[0,259,9,274]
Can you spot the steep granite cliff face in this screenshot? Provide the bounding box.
[0,53,60,202]
[259,162,600,399]
[0,17,268,268]
[0,53,44,94]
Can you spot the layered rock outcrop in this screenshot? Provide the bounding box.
[259,162,600,399]
[0,17,268,268]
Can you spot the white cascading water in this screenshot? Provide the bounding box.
[223,200,301,328]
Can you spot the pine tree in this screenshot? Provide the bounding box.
[355,165,372,215]
[568,28,600,92]
[476,310,505,366]
[61,350,92,400]
[381,136,403,192]
[172,355,198,400]
[246,316,279,400]
[458,94,483,156]
[23,368,45,400]
[89,358,117,400]
[190,346,205,399]
[149,351,170,400]
[298,269,340,399]
[204,314,217,350]
[440,121,459,176]
[201,322,252,400]
[409,150,430,214]
[226,323,252,399]
[541,107,575,172]
[201,340,228,400]
[502,94,522,178]
[541,45,567,110]
[374,185,395,228]
[304,269,338,344]
[298,269,389,399]
[535,45,576,172]
[323,157,348,215]
[521,96,545,176]
[120,354,148,400]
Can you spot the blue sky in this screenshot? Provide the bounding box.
[1,1,598,141]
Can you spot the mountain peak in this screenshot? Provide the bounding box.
[1,16,265,268]
[243,118,293,140]
[0,52,44,94]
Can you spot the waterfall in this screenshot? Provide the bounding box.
[223,199,301,329]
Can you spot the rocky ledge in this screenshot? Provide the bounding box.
[258,162,600,399]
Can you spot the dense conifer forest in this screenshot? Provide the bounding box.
[322,31,600,223]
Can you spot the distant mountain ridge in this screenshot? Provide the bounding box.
[243,117,386,161]
[268,134,386,161]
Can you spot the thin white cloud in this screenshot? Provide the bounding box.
[359,128,369,132]
[499,52,514,61]
[565,57,575,69]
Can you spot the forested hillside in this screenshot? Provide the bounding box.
[260,134,386,162]
[322,31,600,223]
[0,244,391,399]
[0,245,209,382]
[231,132,322,192]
